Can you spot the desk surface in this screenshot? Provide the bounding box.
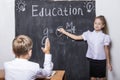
[50,70,65,80]
[0,69,65,80]
[0,70,4,80]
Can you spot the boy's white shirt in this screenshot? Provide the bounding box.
[4,54,53,80]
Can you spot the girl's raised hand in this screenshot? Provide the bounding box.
[57,28,66,34]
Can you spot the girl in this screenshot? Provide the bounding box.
[57,15,112,80]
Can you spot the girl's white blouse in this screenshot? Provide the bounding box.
[82,30,111,60]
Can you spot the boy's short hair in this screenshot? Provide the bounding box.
[12,35,33,57]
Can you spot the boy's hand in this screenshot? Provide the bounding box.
[41,38,50,54]
[57,28,66,34]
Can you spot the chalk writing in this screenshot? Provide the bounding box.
[32,5,84,17]
[56,22,76,41]
[66,22,76,34]
[41,28,48,45]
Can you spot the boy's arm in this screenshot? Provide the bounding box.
[39,38,53,77]
[104,45,112,71]
[41,38,50,54]
[57,28,83,40]
[36,54,53,78]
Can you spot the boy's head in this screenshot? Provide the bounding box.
[12,35,33,58]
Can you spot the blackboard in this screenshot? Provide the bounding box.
[15,0,95,80]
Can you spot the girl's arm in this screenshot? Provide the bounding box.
[104,45,112,71]
[57,28,83,40]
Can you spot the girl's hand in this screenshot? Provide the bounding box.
[57,28,66,34]
[41,38,50,54]
[107,63,112,71]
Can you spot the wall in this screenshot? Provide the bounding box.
[96,0,120,80]
[0,0,120,80]
[0,0,15,68]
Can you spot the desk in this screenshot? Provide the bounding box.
[0,70,65,80]
[50,70,65,80]
[0,70,4,80]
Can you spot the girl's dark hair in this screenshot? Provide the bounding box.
[95,15,109,34]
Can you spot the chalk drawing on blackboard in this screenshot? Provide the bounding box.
[56,22,76,42]
[66,22,76,34]
[66,22,76,42]
[43,28,49,35]
[41,28,49,46]
[16,0,26,12]
[56,22,76,37]
[83,1,95,13]
[86,2,94,13]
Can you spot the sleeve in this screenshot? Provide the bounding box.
[81,30,90,41]
[36,54,53,78]
[104,35,111,45]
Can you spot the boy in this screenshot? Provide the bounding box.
[4,35,53,80]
